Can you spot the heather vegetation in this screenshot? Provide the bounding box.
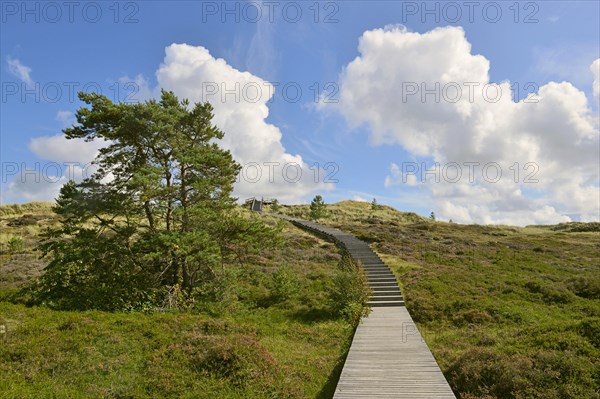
[277,200,600,398]
[0,206,368,398]
[2,196,598,398]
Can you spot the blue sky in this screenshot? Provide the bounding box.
[1,1,599,225]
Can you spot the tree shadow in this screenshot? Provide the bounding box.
[287,306,338,324]
[315,327,356,399]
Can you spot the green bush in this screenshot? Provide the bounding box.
[525,280,575,304]
[577,318,600,348]
[551,222,600,232]
[188,334,277,387]
[447,348,598,399]
[452,308,494,326]
[270,264,299,302]
[270,199,281,213]
[339,302,365,325]
[329,255,371,324]
[567,276,600,299]
[7,236,24,253]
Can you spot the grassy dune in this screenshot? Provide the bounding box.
[277,200,599,398]
[2,200,599,398]
[0,205,355,398]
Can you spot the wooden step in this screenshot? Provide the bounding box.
[368,278,395,282]
[366,273,395,278]
[364,268,392,272]
[369,282,399,287]
[369,289,400,293]
[371,283,399,289]
[371,290,403,296]
[368,283,399,288]
[370,293,403,300]
[367,299,405,307]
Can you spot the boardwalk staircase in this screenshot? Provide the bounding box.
[267,212,456,398]
[276,216,403,307]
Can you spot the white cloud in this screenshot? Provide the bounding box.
[384,163,421,187]
[1,162,100,204]
[245,5,279,80]
[7,57,33,87]
[3,170,67,203]
[156,43,331,202]
[333,26,599,225]
[29,134,104,164]
[352,195,368,202]
[55,110,75,127]
[5,112,104,202]
[13,44,328,203]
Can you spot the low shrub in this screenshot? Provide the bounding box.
[188,333,277,387]
[567,276,600,300]
[7,236,24,253]
[525,280,575,304]
[452,308,494,326]
[577,318,600,348]
[270,264,300,302]
[328,255,371,324]
[447,347,598,399]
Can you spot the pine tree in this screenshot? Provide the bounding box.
[310,195,327,221]
[371,198,378,211]
[271,199,280,213]
[35,90,277,310]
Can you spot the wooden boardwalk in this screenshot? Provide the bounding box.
[333,307,456,398]
[273,214,456,398]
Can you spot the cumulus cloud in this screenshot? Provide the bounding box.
[29,135,105,164]
[156,43,331,202]
[4,116,104,203]
[11,44,329,203]
[1,162,100,204]
[7,57,33,87]
[2,168,68,203]
[384,162,421,187]
[333,26,599,225]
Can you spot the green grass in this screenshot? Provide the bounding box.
[0,206,356,398]
[0,303,351,398]
[3,200,599,398]
[0,202,54,217]
[296,200,599,399]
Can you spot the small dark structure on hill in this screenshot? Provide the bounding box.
[245,197,276,212]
